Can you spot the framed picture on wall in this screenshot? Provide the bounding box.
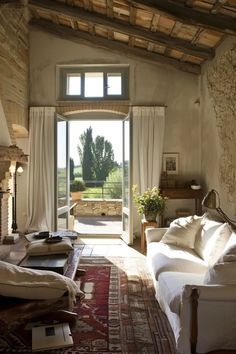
[163,153,179,175]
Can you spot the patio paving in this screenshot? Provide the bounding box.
[74,215,122,236]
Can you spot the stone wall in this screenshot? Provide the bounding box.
[74,199,122,217]
[200,38,236,220]
[207,44,236,203]
[0,3,29,138]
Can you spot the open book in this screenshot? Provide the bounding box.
[32,323,73,351]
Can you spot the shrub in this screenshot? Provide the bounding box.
[70,180,86,192]
[104,168,122,199]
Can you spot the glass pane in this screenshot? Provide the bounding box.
[85,72,103,97]
[57,121,67,208]
[57,212,67,230]
[67,74,81,95]
[107,73,122,95]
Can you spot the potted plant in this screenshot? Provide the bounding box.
[133,185,166,222]
[70,180,86,200]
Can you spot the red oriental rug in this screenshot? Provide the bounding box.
[0,257,177,354]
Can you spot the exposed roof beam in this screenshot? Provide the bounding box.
[29,18,201,75]
[29,0,214,59]
[128,0,236,35]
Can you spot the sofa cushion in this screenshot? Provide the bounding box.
[201,223,232,265]
[26,238,73,256]
[147,242,207,281]
[194,216,223,262]
[159,272,204,315]
[161,215,203,249]
[204,232,236,285]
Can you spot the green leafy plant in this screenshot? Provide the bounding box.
[70,180,86,192]
[104,168,122,199]
[133,185,166,216]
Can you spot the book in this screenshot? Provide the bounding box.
[32,323,73,351]
[3,234,20,244]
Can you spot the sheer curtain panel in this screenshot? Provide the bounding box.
[27,107,56,232]
[132,106,165,233]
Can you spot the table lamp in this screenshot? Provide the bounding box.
[202,189,236,230]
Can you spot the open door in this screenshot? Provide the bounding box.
[55,114,70,230]
[121,115,133,244]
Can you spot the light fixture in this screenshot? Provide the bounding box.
[202,189,236,230]
[11,163,24,233]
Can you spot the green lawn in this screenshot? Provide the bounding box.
[83,187,104,198]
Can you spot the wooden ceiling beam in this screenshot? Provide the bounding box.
[128,0,236,35]
[29,18,201,75]
[29,0,214,59]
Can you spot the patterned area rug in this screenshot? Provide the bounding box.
[0,257,177,354]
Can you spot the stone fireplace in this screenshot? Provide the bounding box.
[0,145,27,242]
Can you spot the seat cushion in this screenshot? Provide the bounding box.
[26,238,73,256]
[147,241,207,281]
[159,272,204,315]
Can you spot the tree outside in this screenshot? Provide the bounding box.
[77,126,116,186]
[78,126,94,185]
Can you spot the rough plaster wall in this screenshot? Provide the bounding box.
[29,29,200,233]
[201,38,236,219]
[29,30,200,186]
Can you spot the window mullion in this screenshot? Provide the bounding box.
[104,71,108,98]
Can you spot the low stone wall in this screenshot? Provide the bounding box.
[74,199,122,216]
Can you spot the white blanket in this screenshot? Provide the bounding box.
[0,260,83,310]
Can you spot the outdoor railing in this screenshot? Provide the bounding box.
[82,180,122,199]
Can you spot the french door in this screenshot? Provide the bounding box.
[121,114,133,244]
[55,114,70,230]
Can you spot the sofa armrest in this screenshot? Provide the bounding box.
[145,227,168,243]
[183,283,236,301]
[181,284,236,354]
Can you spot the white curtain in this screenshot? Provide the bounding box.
[132,106,165,233]
[133,106,165,191]
[27,107,56,232]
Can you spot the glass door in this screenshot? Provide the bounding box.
[121,114,133,244]
[55,115,70,230]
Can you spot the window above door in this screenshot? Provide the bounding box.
[58,65,129,101]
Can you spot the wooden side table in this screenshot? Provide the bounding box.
[141,218,158,253]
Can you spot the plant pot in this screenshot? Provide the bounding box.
[71,191,82,200]
[144,212,157,222]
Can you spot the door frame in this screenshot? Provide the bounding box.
[121,114,133,244]
[55,114,70,230]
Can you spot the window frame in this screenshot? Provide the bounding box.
[58,65,129,101]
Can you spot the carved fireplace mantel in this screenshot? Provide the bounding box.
[0,145,28,163]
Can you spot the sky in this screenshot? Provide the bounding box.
[69,120,123,166]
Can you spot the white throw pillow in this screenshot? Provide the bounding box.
[204,233,236,285]
[202,223,232,265]
[194,215,223,261]
[161,215,203,249]
[0,260,81,309]
[26,238,73,256]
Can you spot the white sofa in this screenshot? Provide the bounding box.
[145,214,236,354]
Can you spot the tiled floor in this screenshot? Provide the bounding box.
[5,234,144,265]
